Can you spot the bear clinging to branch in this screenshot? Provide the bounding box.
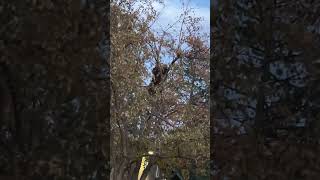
[148,49,182,95]
[151,63,169,86]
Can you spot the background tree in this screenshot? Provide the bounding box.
[0,0,109,179]
[212,0,320,179]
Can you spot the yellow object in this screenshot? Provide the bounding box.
[137,151,154,180]
[138,156,148,180]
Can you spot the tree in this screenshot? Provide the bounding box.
[110,0,209,179]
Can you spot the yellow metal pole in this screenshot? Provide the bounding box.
[137,151,154,180]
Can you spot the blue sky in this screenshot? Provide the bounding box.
[150,0,210,62]
[151,0,210,35]
[193,0,210,7]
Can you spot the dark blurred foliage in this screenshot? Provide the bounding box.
[212,0,320,179]
[0,0,110,179]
